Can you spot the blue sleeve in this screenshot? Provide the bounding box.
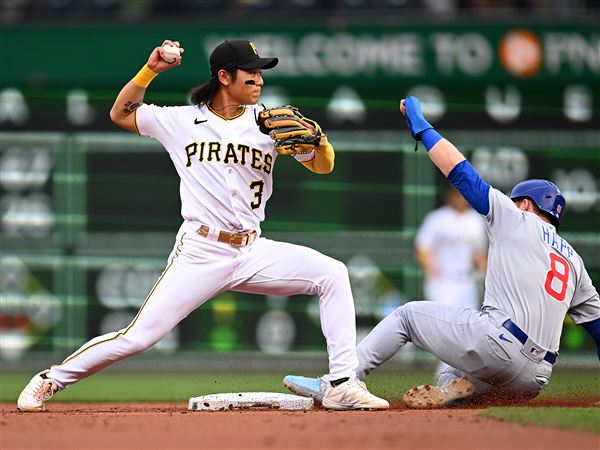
[447,160,491,215]
[581,318,600,362]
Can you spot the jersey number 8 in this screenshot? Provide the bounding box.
[544,253,570,302]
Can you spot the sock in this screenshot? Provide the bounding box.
[330,377,350,387]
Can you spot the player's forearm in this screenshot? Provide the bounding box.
[110,65,158,133]
[400,97,465,175]
[415,249,436,278]
[474,253,488,273]
[428,138,466,177]
[301,138,335,174]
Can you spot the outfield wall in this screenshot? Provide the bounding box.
[1,131,598,365]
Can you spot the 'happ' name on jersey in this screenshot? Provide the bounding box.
[541,224,574,259]
[184,141,273,174]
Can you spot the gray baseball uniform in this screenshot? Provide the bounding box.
[356,187,600,396]
[282,96,598,407]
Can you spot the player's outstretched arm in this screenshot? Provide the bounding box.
[109,40,184,133]
[399,97,491,215]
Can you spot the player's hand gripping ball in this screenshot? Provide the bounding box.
[161,44,181,64]
[257,106,323,156]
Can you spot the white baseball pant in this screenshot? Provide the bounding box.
[49,221,358,388]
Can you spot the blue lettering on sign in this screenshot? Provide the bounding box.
[541,225,574,259]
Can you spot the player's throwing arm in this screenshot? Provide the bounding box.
[110,40,183,133]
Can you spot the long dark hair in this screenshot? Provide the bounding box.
[189,69,238,106]
[190,76,219,106]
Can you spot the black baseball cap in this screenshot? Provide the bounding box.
[209,40,278,76]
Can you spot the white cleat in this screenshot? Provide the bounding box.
[322,377,389,411]
[17,369,59,412]
[402,376,475,409]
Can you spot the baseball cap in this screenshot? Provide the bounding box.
[209,40,278,76]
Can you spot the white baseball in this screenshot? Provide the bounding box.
[162,44,180,63]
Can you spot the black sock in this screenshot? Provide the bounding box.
[330,377,349,387]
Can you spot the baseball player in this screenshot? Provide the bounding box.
[415,185,487,310]
[284,96,600,408]
[17,39,388,411]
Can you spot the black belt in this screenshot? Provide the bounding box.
[502,320,557,365]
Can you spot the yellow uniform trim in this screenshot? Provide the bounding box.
[133,109,141,135]
[207,104,246,121]
[58,232,187,366]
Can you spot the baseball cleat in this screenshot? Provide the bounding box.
[283,375,326,405]
[322,377,389,411]
[402,376,475,409]
[17,369,59,412]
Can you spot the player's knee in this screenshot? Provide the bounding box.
[397,302,416,318]
[314,258,351,296]
[402,300,437,317]
[326,259,349,280]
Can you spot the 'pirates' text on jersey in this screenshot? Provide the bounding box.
[136,104,276,233]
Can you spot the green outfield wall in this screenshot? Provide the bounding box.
[1,131,598,362]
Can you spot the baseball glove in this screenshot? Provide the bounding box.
[256,105,323,156]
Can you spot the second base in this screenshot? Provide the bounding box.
[188,392,314,411]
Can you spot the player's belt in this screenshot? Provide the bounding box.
[502,320,557,364]
[197,225,257,248]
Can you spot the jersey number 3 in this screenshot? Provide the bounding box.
[544,253,569,301]
[249,180,264,210]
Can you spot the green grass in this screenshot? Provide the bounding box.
[482,407,600,434]
[1,369,597,403]
[0,370,427,403]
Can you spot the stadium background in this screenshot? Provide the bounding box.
[1,0,598,375]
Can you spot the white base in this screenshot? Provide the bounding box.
[188,392,314,411]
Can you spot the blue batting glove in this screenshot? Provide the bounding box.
[403,96,433,140]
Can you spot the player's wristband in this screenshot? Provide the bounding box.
[132,65,158,88]
[421,129,443,152]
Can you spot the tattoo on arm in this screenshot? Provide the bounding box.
[122,101,142,114]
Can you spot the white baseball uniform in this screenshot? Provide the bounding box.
[356,187,600,397]
[48,103,359,388]
[415,205,487,309]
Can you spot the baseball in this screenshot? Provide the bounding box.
[162,44,180,63]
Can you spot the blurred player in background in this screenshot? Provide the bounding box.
[415,185,487,311]
[16,38,388,412]
[284,96,600,408]
[415,185,487,377]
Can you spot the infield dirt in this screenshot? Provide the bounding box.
[1,401,598,449]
